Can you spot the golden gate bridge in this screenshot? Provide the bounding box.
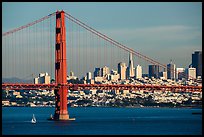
[2,10,202,121]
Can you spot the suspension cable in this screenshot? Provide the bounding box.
[2,12,56,37]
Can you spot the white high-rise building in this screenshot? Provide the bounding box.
[135,65,142,79]
[34,72,50,84]
[34,78,39,84]
[187,67,196,80]
[118,62,127,80]
[127,52,134,79]
[176,68,185,80]
[87,72,92,80]
[102,66,109,77]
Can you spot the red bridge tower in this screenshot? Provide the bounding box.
[54,10,69,120]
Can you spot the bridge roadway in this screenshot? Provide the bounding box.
[2,83,202,92]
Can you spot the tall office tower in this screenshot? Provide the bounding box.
[94,68,102,77]
[101,66,110,77]
[192,51,202,78]
[135,65,142,79]
[186,67,196,80]
[149,65,159,78]
[176,68,185,80]
[118,62,127,80]
[87,72,92,80]
[127,52,134,79]
[167,61,176,80]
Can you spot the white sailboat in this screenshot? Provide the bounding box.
[31,114,36,124]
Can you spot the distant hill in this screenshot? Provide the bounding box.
[2,77,33,83]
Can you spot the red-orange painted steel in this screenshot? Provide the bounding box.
[54,10,69,120]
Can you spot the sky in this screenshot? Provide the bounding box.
[2,2,202,78]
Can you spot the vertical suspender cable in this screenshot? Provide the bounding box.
[34,23,36,77]
[97,35,99,68]
[11,33,14,79]
[22,29,24,80]
[67,19,69,75]
[7,35,12,77]
[47,19,49,77]
[41,21,43,73]
[25,28,27,81]
[50,16,53,80]
[40,22,42,75]
[78,26,80,78]
[69,19,71,75]
[3,36,5,78]
[90,30,92,75]
[76,24,78,78]
[111,41,113,72]
[71,20,73,75]
[85,28,88,75]
[81,27,83,76]
[12,30,15,77]
[28,24,31,82]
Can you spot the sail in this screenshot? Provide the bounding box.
[31,114,36,123]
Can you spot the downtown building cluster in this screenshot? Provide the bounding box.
[76,51,202,85]
[32,51,202,85]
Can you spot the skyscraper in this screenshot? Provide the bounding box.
[101,66,110,77]
[87,72,92,80]
[135,65,142,79]
[186,67,196,80]
[127,52,134,79]
[149,65,159,78]
[167,62,176,80]
[94,68,102,77]
[118,62,126,80]
[176,68,185,80]
[192,51,202,78]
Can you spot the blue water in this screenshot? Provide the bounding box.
[2,107,202,135]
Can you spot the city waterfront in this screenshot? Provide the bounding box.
[2,2,202,135]
[2,107,202,135]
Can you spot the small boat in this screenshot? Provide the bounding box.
[50,114,53,120]
[31,114,36,124]
[47,114,54,120]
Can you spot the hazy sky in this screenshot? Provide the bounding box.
[2,2,202,78]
